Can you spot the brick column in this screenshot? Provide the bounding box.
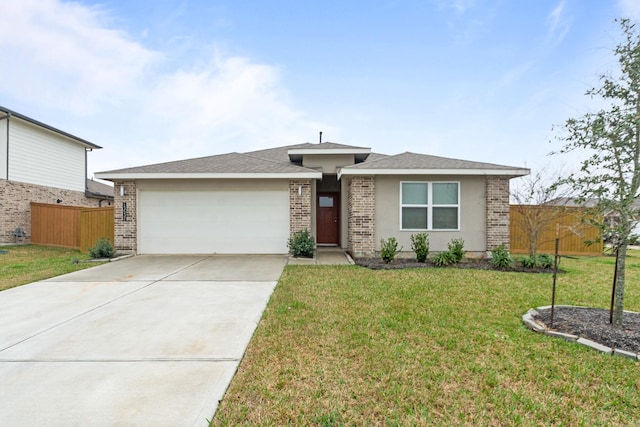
[113,181,137,253]
[348,176,376,257]
[486,177,510,251]
[289,180,312,235]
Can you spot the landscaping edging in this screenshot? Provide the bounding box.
[522,306,639,360]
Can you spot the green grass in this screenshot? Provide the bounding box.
[213,252,640,426]
[0,244,103,291]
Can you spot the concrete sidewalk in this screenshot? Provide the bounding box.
[0,255,286,427]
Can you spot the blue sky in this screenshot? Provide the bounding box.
[1,0,639,181]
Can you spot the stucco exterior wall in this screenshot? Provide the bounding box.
[374,175,487,255]
[302,154,355,174]
[0,179,102,244]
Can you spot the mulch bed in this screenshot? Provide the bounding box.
[534,306,640,354]
[354,257,558,274]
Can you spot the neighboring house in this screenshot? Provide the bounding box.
[0,106,112,244]
[95,142,529,257]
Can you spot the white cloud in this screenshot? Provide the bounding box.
[0,0,157,113]
[0,0,327,174]
[435,0,477,14]
[618,0,640,21]
[546,1,571,47]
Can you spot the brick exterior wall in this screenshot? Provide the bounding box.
[289,180,312,235]
[0,179,105,243]
[486,176,511,251]
[347,176,376,257]
[113,181,137,253]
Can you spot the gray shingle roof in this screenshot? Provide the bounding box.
[86,179,114,198]
[98,152,315,174]
[344,152,524,171]
[244,142,372,164]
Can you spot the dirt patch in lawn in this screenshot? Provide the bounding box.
[354,257,558,274]
[534,306,640,354]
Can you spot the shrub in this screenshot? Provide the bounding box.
[410,232,429,262]
[88,237,115,259]
[432,250,457,266]
[537,254,555,269]
[287,229,315,258]
[519,255,537,269]
[519,254,555,269]
[448,238,466,262]
[380,237,402,263]
[490,245,512,269]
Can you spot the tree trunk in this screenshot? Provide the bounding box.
[613,243,627,326]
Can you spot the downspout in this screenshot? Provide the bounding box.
[85,148,91,190]
[0,112,10,179]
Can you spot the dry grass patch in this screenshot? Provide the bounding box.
[0,244,101,291]
[213,253,640,426]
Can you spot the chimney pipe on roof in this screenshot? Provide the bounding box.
[319,131,322,144]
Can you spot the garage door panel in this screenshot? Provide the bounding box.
[138,190,289,254]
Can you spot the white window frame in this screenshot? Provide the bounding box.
[399,181,460,231]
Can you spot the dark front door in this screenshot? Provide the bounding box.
[317,192,339,244]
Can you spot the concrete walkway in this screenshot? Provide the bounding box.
[0,255,286,427]
[288,247,354,265]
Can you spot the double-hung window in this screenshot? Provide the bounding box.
[400,182,459,230]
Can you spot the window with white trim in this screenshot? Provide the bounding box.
[400,182,459,230]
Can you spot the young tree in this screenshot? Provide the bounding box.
[554,19,640,326]
[511,168,572,257]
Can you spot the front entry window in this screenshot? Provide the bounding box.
[319,196,334,207]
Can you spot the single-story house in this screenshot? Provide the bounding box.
[95,142,529,257]
[0,106,112,244]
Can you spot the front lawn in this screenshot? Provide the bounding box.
[213,252,640,425]
[0,245,102,291]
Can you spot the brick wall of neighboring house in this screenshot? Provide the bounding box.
[289,180,312,236]
[113,181,137,253]
[486,176,511,251]
[347,176,376,257]
[0,179,104,244]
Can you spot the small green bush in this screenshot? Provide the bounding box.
[537,254,555,269]
[380,237,402,263]
[490,245,512,269]
[410,232,429,262]
[88,237,115,259]
[519,254,555,269]
[519,256,537,269]
[287,229,315,258]
[432,250,457,266]
[448,238,466,262]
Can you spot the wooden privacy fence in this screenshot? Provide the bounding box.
[31,203,114,252]
[510,205,603,256]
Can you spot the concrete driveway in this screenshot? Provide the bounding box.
[0,254,287,427]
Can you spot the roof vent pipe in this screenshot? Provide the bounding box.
[319,131,322,144]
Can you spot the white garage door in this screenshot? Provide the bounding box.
[138,190,289,254]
